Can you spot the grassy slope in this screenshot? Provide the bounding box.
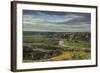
[23,36,91,61]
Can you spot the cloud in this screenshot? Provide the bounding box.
[22,10,91,32]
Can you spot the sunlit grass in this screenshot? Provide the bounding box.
[48,51,91,61]
[64,39,90,49]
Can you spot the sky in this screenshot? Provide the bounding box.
[22,10,91,32]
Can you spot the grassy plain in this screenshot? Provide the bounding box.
[23,32,91,62]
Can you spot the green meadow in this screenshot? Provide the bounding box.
[23,32,91,62]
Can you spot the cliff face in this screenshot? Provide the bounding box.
[64,33,91,40]
[23,46,63,61]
